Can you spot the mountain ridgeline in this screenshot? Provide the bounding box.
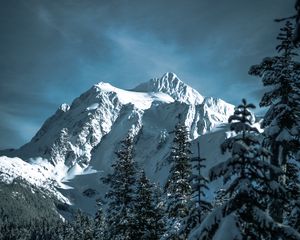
[1,72,234,182]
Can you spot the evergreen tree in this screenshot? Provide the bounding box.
[249,21,300,168]
[191,99,300,240]
[164,122,193,239]
[73,209,94,240]
[134,171,165,240]
[93,201,106,240]
[152,185,167,239]
[285,159,300,233]
[63,221,75,240]
[184,142,211,236]
[249,20,300,221]
[212,188,228,208]
[102,134,139,240]
[275,1,300,44]
[296,0,300,43]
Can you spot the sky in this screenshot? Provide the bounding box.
[0,0,295,149]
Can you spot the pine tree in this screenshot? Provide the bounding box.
[63,221,75,240]
[296,0,300,43]
[249,21,300,168]
[285,159,300,233]
[249,20,300,222]
[190,99,300,240]
[102,134,139,240]
[164,122,193,239]
[183,142,211,236]
[73,210,94,240]
[152,185,167,239]
[94,201,106,240]
[134,171,165,240]
[275,1,300,44]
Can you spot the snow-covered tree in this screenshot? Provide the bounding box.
[134,171,165,240]
[63,221,75,240]
[184,142,211,235]
[93,201,106,240]
[212,188,230,209]
[285,159,300,233]
[190,99,300,240]
[73,209,94,240]
[249,21,300,168]
[164,122,193,239]
[249,20,300,222]
[102,134,139,240]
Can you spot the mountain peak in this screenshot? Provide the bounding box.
[94,82,116,92]
[133,72,204,105]
[160,72,180,83]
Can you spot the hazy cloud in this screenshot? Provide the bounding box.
[0,0,295,149]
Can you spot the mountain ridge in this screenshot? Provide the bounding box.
[0,72,234,213]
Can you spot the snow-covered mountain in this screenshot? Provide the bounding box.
[0,72,234,213]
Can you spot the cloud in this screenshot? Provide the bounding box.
[0,0,296,148]
[0,111,40,149]
[104,29,190,83]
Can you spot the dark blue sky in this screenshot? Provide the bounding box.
[0,0,295,149]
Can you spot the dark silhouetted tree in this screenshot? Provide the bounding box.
[164,122,193,239]
[183,142,211,236]
[249,21,300,168]
[134,171,165,239]
[249,21,300,222]
[102,134,139,240]
[94,201,106,240]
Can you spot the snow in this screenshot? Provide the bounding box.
[0,156,70,203]
[86,103,99,111]
[0,72,236,212]
[59,103,70,112]
[95,81,175,110]
[133,72,205,105]
[213,214,242,240]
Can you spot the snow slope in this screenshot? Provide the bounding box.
[65,125,231,214]
[0,156,70,203]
